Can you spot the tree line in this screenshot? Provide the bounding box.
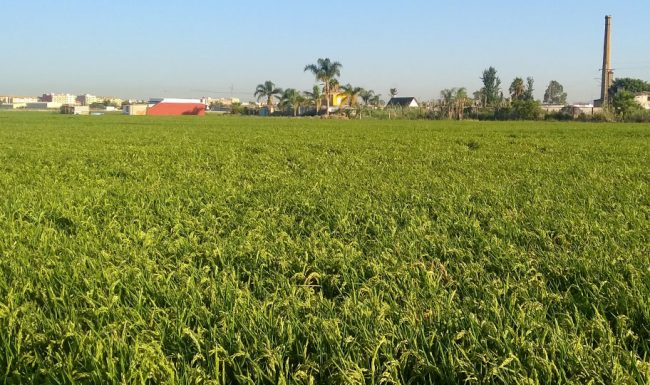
[251,58,649,121]
[254,58,382,117]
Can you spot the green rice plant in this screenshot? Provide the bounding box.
[0,112,648,384]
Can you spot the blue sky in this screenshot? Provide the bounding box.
[2,1,649,103]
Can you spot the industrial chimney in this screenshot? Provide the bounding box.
[600,15,613,105]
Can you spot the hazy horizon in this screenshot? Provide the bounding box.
[2,1,649,104]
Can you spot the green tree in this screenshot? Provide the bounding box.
[511,99,542,120]
[611,90,641,117]
[340,84,364,108]
[440,88,469,120]
[473,88,486,108]
[509,77,526,101]
[455,87,469,120]
[524,77,534,101]
[481,67,501,106]
[303,85,323,115]
[90,102,106,109]
[543,80,568,104]
[389,88,398,98]
[279,88,304,117]
[304,58,342,116]
[254,81,283,114]
[370,94,383,107]
[609,78,650,95]
[360,89,375,106]
[103,99,120,108]
[440,88,456,119]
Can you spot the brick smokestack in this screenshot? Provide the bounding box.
[600,15,612,104]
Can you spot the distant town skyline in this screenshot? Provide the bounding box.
[2,1,649,103]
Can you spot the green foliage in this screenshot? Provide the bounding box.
[620,108,650,122]
[609,77,650,95]
[496,100,543,120]
[254,81,283,113]
[511,99,542,120]
[481,66,501,106]
[89,102,106,109]
[611,90,642,117]
[103,99,120,108]
[0,113,649,384]
[509,77,525,101]
[511,77,534,102]
[543,80,568,104]
[359,89,375,106]
[439,88,469,120]
[304,58,342,115]
[303,85,323,114]
[279,89,305,116]
[524,77,534,101]
[339,84,364,108]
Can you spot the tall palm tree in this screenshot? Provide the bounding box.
[455,87,468,120]
[360,89,375,106]
[304,58,342,116]
[389,88,398,98]
[509,77,525,101]
[340,84,364,108]
[440,88,456,119]
[303,85,323,114]
[279,88,304,117]
[370,94,383,107]
[254,81,283,114]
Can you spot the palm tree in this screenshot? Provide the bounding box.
[389,88,398,98]
[370,94,383,107]
[455,87,468,120]
[440,88,456,119]
[254,81,283,114]
[340,84,364,108]
[509,77,525,101]
[303,85,323,114]
[304,58,342,116]
[360,89,375,106]
[279,88,304,117]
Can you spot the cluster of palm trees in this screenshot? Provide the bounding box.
[509,77,534,101]
[438,88,469,120]
[254,58,383,117]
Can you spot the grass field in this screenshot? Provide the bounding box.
[0,112,648,384]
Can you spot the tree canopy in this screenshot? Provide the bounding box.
[543,81,568,104]
[279,88,304,116]
[481,67,501,107]
[524,77,534,101]
[303,85,323,114]
[340,84,364,108]
[611,90,642,116]
[509,78,526,101]
[304,58,342,115]
[609,78,650,95]
[254,81,283,113]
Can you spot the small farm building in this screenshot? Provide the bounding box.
[122,99,206,116]
[61,105,90,115]
[122,104,148,115]
[26,102,62,109]
[386,97,419,108]
[0,103,25,109]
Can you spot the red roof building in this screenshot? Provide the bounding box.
[146,98,206,116]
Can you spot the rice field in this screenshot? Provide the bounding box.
[0,112,648,384]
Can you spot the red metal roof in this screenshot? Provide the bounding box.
[147,102,205,116]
